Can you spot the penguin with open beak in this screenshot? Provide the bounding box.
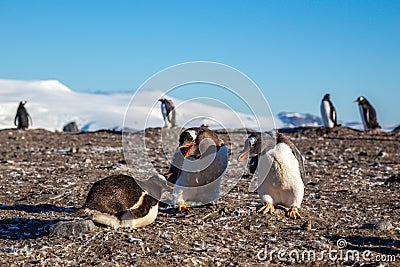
[239,131,306,219]
[166,127,228,211]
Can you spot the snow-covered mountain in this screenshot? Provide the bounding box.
[0,79,280,131]
[277,112,323,127]
[1,79,395,132]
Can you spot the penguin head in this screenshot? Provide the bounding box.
[20,100,28,106]
[322,94,330,101]
[238,133,260,161]
[238,132,276,161]
[178,128,221,159]
[354,96,366,104]
[200,123,211,129]
[158,98,166,103]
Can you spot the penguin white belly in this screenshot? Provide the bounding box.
[173,145,228,206]
[120,203,159,229]
[321,101,334,128]
[359,105,368,130]
[257,143,304,208]
[161,104,171,127]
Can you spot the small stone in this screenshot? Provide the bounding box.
[49,219,95,236]
[244,224,254,231]
[361,221,393,231]
[79,148,88,153]
[301,220,312,231]
[384,174,400,185]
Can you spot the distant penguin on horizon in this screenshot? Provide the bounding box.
[159,98,176,128]
[354,96,380,131]
[14,100,32,130]
[320,93,340,128]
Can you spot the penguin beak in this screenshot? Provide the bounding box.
[238,150,249,161]
[179,143,193,158]
[353,99,359,103]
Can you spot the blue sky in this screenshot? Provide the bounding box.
[1,1,399,125]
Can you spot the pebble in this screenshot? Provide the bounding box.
[49,219,95,236]
[361,221,393,231]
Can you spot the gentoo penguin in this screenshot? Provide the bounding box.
[320,93,340,128]
[239,131,306,219]
[354,96,381,130]
[159,98,176,128]
[78,174,160,229]
[166,127,228,211]
[14,100,32,130]
[63,121,79,132]
[248,156,259,176]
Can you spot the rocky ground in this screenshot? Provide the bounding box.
[0,127,399,266]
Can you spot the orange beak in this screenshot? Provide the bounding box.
[353,99,359,103]
[238,151,249,161]
[166,173,173,180]
[179,143,193,158]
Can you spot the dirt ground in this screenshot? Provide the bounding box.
[0,127,399,266]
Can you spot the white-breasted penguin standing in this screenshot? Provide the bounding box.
[159,98,176,128]
[320,93,340,128]
[166,127,228,211]
[14,100,32,130]
[239,131,306,219]
[354,96,381,131]
[77,174,160,229]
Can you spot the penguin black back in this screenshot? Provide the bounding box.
[159,98,176,127]
[14,101,31,129]
[354,96,380,130]
[82,174,157,217]
[166,127,224,183]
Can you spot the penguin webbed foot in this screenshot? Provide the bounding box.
[257,203,275,215]
[287,206,301,219]
[178,202,190,212]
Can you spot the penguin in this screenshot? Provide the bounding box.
[14,100,32,130]
[320,93,340,128]
[78,174,160,229]
[239,134,259,176]
[63,121,79,132]
[238,131,306,219]
[248,156,259,176]
[166,127,228,211]
[354,96,381,130]
[158,98,176,128]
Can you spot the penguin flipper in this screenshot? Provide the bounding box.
[292,145,307,185]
